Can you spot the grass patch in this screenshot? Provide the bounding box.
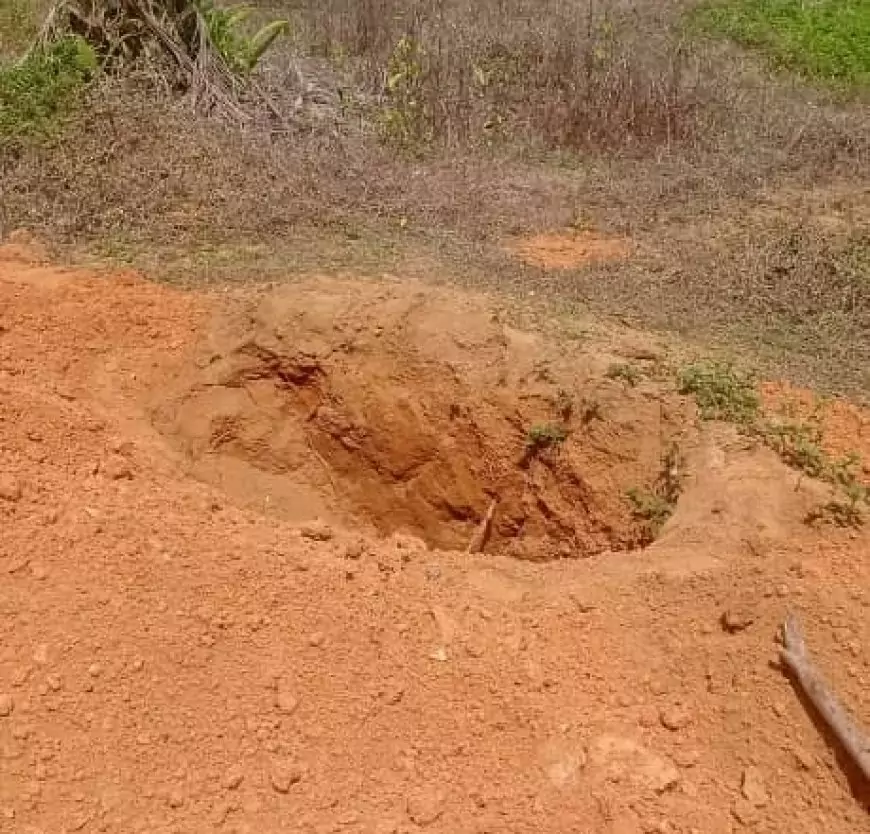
[0,36,96,144]
[692,0,870,87]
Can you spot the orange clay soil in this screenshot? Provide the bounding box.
[0,242,868,834]
[507,231,631,270]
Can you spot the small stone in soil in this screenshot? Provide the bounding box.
[731,798,759,827]
[275,693,299,715]
[740,766,769,807]
[307,632,325,648]
[406,787,445,826]
[167,790,184,809]
[46,674,62,692]
[271,765,303,794]
[222,768,244,790]
[299,521,333,541]
[793,748,814,771]
[659,705,692,731]
[721,609,755,633]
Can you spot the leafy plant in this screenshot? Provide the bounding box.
[678,361,760,423]
[0,35,96,142]
[760,419,828,479]
[198,0,289,76]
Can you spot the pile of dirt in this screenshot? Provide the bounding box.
[0,243,868,834]
[151,278,689,557]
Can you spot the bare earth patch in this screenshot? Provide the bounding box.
[507,231,631,270]
[1,245,868,834]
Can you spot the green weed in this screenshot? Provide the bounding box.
[519,421,568,468]
[627,487,675,536]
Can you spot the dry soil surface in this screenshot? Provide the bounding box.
[0,243,868,834]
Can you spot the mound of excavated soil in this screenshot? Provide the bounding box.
[151,279,692,557]
[0,243,868,834]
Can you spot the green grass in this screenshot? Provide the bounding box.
[0,36,97,143]
[692,0,870,87]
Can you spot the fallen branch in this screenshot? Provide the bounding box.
[780,613,870,782]
[465,500,497,554]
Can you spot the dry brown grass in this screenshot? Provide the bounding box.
[294,0,711,152]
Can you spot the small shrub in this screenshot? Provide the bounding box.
[526,422,568,450]
[0,36,96,142]
[627,487,674,536]
[299,0,706,153]
[678,361,760,423]
[519,421,568,468]
[606,363,642,387]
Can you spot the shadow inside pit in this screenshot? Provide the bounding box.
[780,664,870,812]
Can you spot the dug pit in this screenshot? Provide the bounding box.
[152,278,692,559]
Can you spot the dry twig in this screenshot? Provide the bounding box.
[780,613,870,782]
